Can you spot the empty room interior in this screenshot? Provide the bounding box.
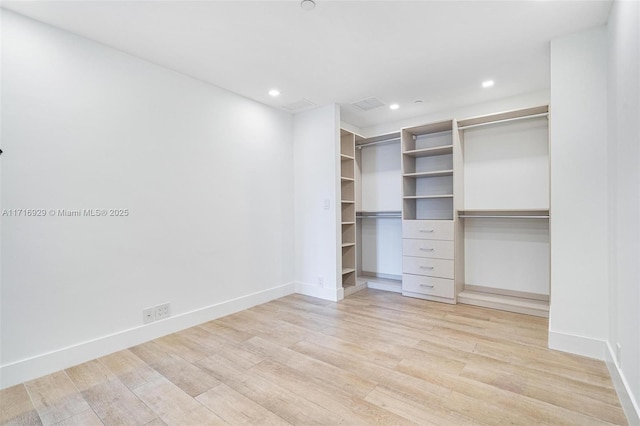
[1,0,639,424]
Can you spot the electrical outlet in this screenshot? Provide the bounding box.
[143,307,155,324]
[155,303,170,320]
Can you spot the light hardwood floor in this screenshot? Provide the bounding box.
[0,289,627,425]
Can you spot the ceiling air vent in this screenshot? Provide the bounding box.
[282,99,315,112]
[351,97,385,111]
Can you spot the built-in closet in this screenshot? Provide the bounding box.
[355,133,403,293]
[455,106,550,317]
[339,105,550,318]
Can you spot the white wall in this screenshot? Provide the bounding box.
[463,118,549,210]
[0,11,294,387]
[606,0,640,421]
[548,27,609,358]
[293,104,342,301]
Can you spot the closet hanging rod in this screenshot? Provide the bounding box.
[357,216,402,219]
[458,215,549,219]
[356,211,402,219]
[356,138,401,149]
[458,112,549,131]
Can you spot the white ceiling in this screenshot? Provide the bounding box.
[2,0,612,129]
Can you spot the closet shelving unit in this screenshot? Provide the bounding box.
[401,121,457,221]
[400,120,463,303]
[340,129,366,295]
[455,105,551,317]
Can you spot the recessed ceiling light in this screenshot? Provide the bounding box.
[300,0,316,11]
[482,80,494,88]
[269,89,280,97]
[389,104,400,110]
[414,100,423,104]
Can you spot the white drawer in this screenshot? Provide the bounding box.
[403,239,454,260]
[403,256,454,279]
[402,274,455,299]
[403,220,453,241]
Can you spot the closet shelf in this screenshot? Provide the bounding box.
[341,177,355,182]
[341,200,355,204]
[342,268,356,275]
[404,194,454,199]
[403,170,453,178]
[342,221,355,225]
[457,209,549,219]
[340,154,355,161]
[403,145,453,158]
[342,243,355,248]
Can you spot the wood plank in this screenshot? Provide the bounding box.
[196,321,255,345]
[52,409,103,426]
[65,360,115,392]
[300,331,402,369]
[196,383,290,425]
[472,341,615,388]
[239,336,377,399]
[133,377,225,425]
[24,372,90,425]
[366,386,477,426]
[292,339,451,400]
[197,351,345,425]
[461,359,627,424]
[80,380,156,425]
[0,384,42,425]
[130,341,220,397]
[395,359,619,425]
[98,349,161,390]
[66,360,156,424]
[251,359,414,425]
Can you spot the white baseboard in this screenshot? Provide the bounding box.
[605,342,640,425]
[366,281,402,293]
[0,282,295,389]
[295,281,343,301]
[548,330,607,360]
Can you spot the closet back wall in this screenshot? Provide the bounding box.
[358,142,402,278]
[1,11,294,387]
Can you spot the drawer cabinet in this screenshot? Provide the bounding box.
[402,274,455,299]
[402,220,454,241]
[403,256,454,279]
[402,239,454,259]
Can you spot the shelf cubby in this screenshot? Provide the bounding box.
[403,197,454,220]
[342,222,355,243]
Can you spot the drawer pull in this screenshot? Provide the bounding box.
[419,229,434,233]
[419,284,435,288]
[419,248,434,251]
[419,266,434,270]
